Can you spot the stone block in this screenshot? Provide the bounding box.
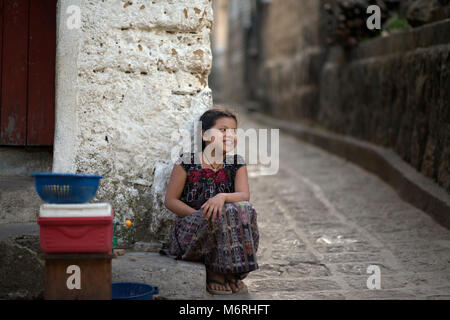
[0,235,44,299]
[0,176,43,224]
[133,241,163,252]
[112,251,207,300]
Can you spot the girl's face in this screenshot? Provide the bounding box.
[203,117,237,154]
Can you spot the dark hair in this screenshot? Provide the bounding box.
[199,108,238,151]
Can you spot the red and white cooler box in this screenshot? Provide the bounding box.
[37,203,114,254]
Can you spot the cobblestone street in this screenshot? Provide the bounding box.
[211,111,450,300]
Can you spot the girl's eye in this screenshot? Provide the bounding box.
[219,128,236,133]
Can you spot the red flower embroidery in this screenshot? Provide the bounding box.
[188,170,202,183]
[214,169,228,183]
[203,169,215,179]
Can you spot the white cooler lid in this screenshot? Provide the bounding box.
[39,203,112,217]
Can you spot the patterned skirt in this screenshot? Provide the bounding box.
[169,201,259,279]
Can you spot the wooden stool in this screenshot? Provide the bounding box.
[42,253,114,300]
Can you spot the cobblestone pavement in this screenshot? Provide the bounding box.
[210,111,450,300]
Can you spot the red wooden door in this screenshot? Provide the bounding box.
[0,0,56,146]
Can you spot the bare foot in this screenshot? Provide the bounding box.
[207,270,231,293]
[225,274,245,293]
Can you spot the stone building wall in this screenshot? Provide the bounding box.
[258,0,326,120]
[214,0,449,192]
[210,0,229,102]
[319,19,450,193]
[217,0,327,119]
[54,0,214,244]
[223,0,252,104]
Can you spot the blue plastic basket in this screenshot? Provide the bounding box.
[112,282,159,300]
[31,173,102,204]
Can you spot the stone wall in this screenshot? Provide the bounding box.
[222,0,252,103]
[319,19,450,193]
[221,0,328,120]
[216,1,449,193]
[54,0,214,244]
[209,0,228,103]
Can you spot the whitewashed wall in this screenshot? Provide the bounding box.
[53,0,214,243]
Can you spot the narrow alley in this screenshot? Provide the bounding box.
[211,109,450,300]
[1,0,449,303]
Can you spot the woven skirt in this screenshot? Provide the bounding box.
[169,201,259,278]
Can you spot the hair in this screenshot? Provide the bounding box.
[199,107,238,151]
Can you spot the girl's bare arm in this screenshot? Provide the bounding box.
[164,164,197,218]
[201,165,250,222]
[220,166,250,202]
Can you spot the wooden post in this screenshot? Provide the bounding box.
[42,253,114,300]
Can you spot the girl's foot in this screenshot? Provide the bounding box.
[206,270,232,295]
[225,274,247,293]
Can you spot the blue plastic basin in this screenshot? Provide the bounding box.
[112,282,159,300]
[31,173,102,204]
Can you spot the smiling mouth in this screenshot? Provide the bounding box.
[223,140,234,146]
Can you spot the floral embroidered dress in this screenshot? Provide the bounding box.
[168,152,259,277]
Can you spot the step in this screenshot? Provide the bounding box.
[112,251,207,300]
[0,176,43,224]
[0,223,39,241]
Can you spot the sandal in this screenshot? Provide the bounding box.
[227,277,248,294]
[206,279,233,295]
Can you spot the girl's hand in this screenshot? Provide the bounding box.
[201,193,226,223]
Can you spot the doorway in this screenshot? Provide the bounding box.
[0,0,57,146]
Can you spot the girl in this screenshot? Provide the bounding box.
[164,108,259,295]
